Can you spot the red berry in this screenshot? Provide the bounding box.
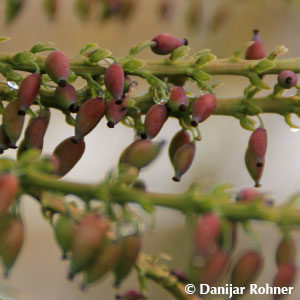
[236,188,262,203]
[54,84,79,113]
[276,238,296,266]
[144,103,169,139]
[278,70,298,89]
[45,50,70,87]
[0,174,19,216]
[191,94,217,126]
[169,129,191,166]
[168,86,188,112]
[106,99,128,128]
[74,97,106,141]
[245,147,265,188]
[104,63,125,102]
[17,73,41,115]
[248,127,267,165]
[151,33,188,55]
[245,30,267,60]
[53,137,85,177]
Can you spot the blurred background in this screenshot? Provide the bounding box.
[1,0,300,299]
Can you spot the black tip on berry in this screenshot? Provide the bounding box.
[191,120,198,127]
[255,182,262,188]
[285,77,292,85]
[256,162,264,168]
[140,133,147,139]
[183,38,189,46]
[62,253,68,260]
[58,79,67,88]
[18,110,26,116]
[71,137,79,144]
[107,121,115,128]
[9,145,18,149]
[115,99,122,105]
[172,176,180,182]
[253,29,260,35]
[69,103,79,113]
[179,104,187,112]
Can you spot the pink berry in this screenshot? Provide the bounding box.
[245,30,266,60]
[151,33,188,55]
[278,70,298,89]
[168,86,188,112]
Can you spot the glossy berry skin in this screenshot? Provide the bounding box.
[151,33,188,55]
[0,125,11,153]
[231,250,263,289]
[191,94,217,126]
[3,99,25,147]
[53,137,85,177]
[0,174,19,216]
[114,234,141,287]
[168,86,188,112]
[120,139,164,169]
[273,264,297,300]
[236,188,262,203]
[106,99,128,128]
[104,63,125,103]
[70,214,109,276]
[24,109,51,150]
[172,142,196,182]
[249,127,267,165]
[276,239,296,266]
[45,50,70,87]
[195,213,221,256]
[144,103,169,139]
[0,215,24,276]
[245,30,267,60]
[74,97,106,141]
[278,70,298,89]
[245,147,264,188]
[169,130,191,165]
[54,84,79,113]
[17,73,41,115]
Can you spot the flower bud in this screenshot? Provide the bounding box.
[54,84,79,113]
[3,99,25,147]
[106,99,128,128]
[53,137,85,177]
[231,250,263,289]
[119,139,164,169]
[168,86,188,113]
[0,215,24,276]
[236,188,262,203]
[245,30,267,60]
[74,97,106,141]
[70,213,109,276]
[117,290,146,300]
[24,109,51,150]
[0,174,19,216]
[245,147,264,188]
[195,213,221,256]
[45,50,70,87]
[248,127,267,165]
[54,215,74,259]
[278,70,298,89]
[82,240,122,288]
[169,129,191,166]
[104,63,125,103]
[191,94,217,126]
[144,104,169,139]
[151,33,188,55]
[172,142,196,182]
[0,125,11,153]
[276,238,296,266]
[273,264,297,300]
[17,73,41,115]
[114,234,141,287]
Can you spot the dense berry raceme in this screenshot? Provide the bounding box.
[151,33,188,55]
[245,30,267,60]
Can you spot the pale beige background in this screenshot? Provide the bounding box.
[0,0,300,299]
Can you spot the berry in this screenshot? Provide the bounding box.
[276,238,296,266]
[245,30,267,60]
[191,94,217,126]
[54,84,79,113]
[172,142,196,182]
[144,103,169,139]
[45,50,70,87]
[53,137,85,177]
[168,86,188,113]
[231,250,263,289]
[17,73,41,115]
[0,174,19,216]
[195,213,221,256]
[74,97,106,141]
[0,215,24,276]
[278,70,298,89]
[104,63,125,103]
[249,127,267,165]
[114,234,141,287]
[119,139,164,170]
[106,99,128,128]
[70,214,109,276]
[236,188,262,203]
[2,99,25,147]
[117,290,146,300]
[245,147,265,188]
[151,33,188,55]
[168,129,191,166]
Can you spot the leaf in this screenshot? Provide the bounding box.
[121,58,145,72]
[195,54,217,66]
[0,62,23,82]
[13,51,36,64]
[0,37,11,43]
[247,72,270,89]
[232,41,254,59]
[79,43,98,55]
[169,46,191,62]
[284,114,300,129]
[193,69,211,82]
[89,49,111,63]
[30,42,57,53]
[144,74,165,88]
[253,59,275,73]
[129,40,156,56]
[192,49,212,60]
[238,115,256,131]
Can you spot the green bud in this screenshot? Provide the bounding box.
[170,46,191,62]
